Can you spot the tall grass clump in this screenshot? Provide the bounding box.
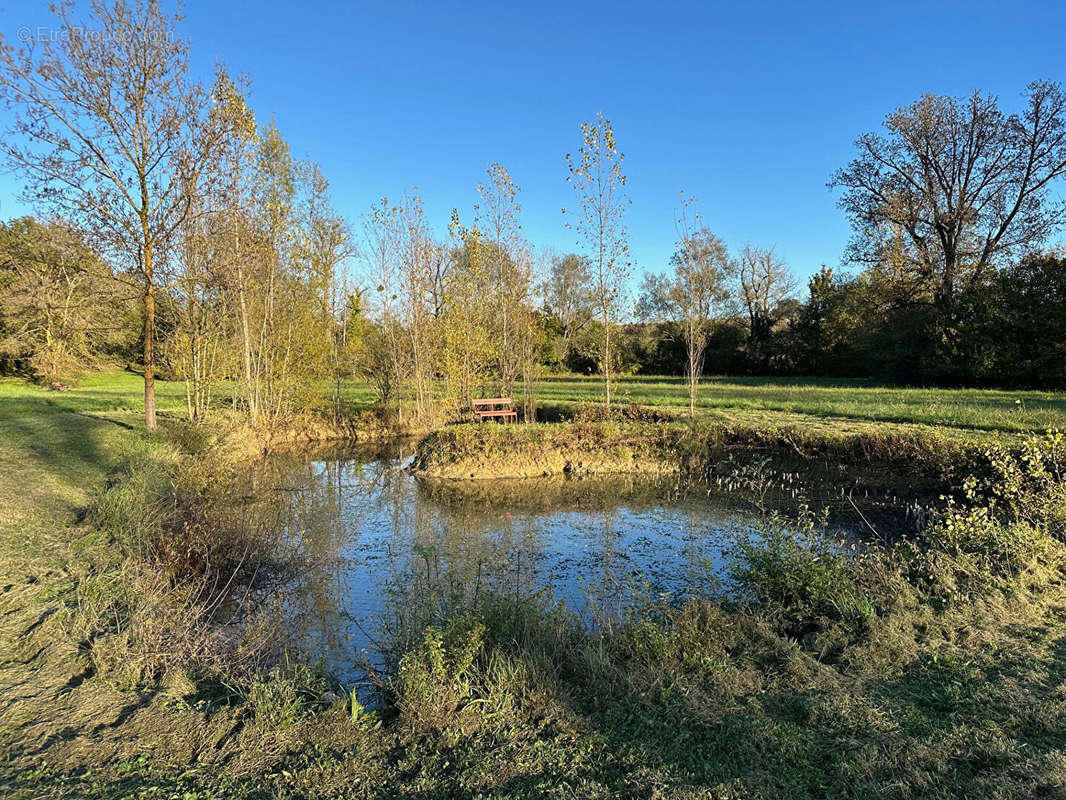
[730,513,884,634]
[77,424,300,692]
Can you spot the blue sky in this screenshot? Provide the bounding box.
[1,0,1065,288]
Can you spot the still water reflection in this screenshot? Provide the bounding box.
[260,443,863,689]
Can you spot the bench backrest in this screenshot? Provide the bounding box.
[472,397,512,408]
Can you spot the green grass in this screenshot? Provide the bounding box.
[0,373,174,580]
[5,369,1064,434]
[0,370,191,418]
[4,369,1066,798]
[533,374,1066,433]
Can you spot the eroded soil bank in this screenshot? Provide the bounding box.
[411,418,983,493]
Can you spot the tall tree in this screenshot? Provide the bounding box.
[439,215,495,413]
[831,81,1066,320]
[475,163,535,402]
[168,69,254,422]
[737,245,796,372]
[541,252,594,367]
[565,112,631,408]
[297,163,355,414]
[170,208,230,421]
[395,192,440,425]
[0,0,219,429]
[359,198,408,420]
[639,197,733,416]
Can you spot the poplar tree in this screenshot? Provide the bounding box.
[639,196,733,416]
[565,112,630,408]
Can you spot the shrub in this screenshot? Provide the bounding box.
[389,617,487,732]
[902,432,1066,600]
[728,509,882,639]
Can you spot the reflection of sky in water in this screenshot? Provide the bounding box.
[269,451,844,690]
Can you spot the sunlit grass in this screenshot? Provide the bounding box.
[532,374,1066,433]
[3,369,1063,434]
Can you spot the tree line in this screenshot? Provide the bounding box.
[1,1,1065,433]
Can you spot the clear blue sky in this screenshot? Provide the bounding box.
[1,0,1065,288]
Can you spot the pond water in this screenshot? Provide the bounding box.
[257,443,907,691]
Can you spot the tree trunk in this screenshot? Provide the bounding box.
[600,285,612,410]
[140,193,157,431]
[143,275,157,431]
[687,323,696,419]
[184,372,193,422]
[604,320,612,409]
[689,374,695,418]
[234,254,257,422]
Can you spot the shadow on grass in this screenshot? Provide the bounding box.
[447,601,1066,798]
[0,412,136,503]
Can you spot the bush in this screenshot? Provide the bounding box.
[728,507,882,637]
[902,432,1066,600]
[388,617,487,732]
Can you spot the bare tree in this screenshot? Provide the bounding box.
[737,245,796,372]
[565,111,631,408]
[170,209,229,421]
[831,81,1066,317]
[0,0,219,429]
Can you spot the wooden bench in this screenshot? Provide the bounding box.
[472,397,518,423]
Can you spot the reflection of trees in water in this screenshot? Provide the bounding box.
[256,448,833,687]
[377,478,552,660]
[281,454,710,652]
[574,509,614,624]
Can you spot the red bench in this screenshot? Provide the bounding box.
[472,397,518,423]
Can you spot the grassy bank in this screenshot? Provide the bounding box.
[5,371,1066,797]
[412,415,979,487]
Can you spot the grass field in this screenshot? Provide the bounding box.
[6,369,1064,433]
[533,374,1066,433]
[4,370,1066,797]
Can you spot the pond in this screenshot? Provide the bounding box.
[255,442,917,693]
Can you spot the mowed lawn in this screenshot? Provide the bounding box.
[4,370,1066,436]
[533,374,1066,433]
[0,372,185,578]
